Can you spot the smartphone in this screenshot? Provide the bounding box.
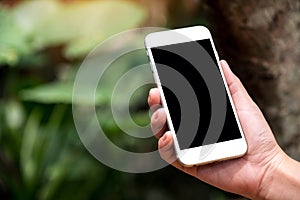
[145,26,247,166]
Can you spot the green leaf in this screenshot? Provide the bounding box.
[0,7,29,66]
[0,0,61,66]
[20,82,74,104]
[20,82,111,105]
[20,109,42,189]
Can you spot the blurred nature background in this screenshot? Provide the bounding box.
[0,0,299,199]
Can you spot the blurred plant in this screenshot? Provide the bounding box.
[0,0,146,65]
[0,0,153,199]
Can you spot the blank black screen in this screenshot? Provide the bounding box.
[150,39,242,149]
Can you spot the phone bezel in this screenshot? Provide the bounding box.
[145,26,247,166]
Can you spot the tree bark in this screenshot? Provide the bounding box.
[201,0,300,159]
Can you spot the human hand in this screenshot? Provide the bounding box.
[148,60,295,199]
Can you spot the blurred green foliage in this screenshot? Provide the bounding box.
[0,0,146,65]
[0,0,228,199]
[0,0,150,199]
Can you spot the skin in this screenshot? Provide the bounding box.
[148,60,300,199]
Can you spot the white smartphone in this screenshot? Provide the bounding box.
[145,26,247,166]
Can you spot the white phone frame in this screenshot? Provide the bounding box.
[145,26,247,166]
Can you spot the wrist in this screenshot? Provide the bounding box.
[258,151,300,200]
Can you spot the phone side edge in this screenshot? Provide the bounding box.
[144,39,181,157]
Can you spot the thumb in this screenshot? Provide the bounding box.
[220,60,258,111]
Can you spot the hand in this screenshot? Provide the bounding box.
[148,60,299,199]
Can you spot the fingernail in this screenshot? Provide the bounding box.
[162,133,167,142]
[161,133,168,146]
[148,89,153,101]
[222,59,228,65]
[221,60,231,71]
[149,88,154,96]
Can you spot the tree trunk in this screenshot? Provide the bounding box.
[201,0,300,159]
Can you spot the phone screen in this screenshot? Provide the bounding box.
[150,39,242,150]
